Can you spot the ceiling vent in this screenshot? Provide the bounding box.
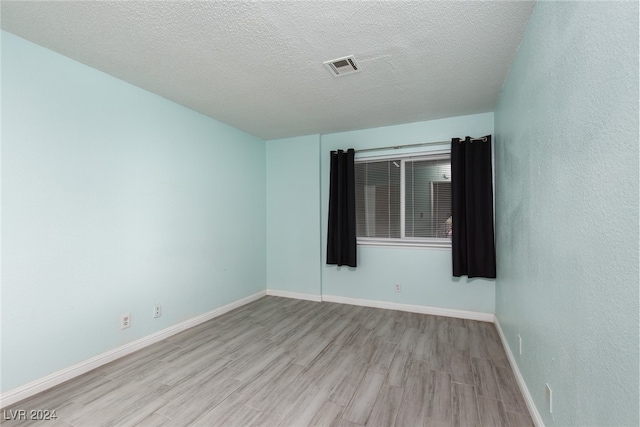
[323,55,361,77]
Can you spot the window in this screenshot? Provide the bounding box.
[355,151,452,248]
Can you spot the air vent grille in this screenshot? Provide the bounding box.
[324,55,361,77]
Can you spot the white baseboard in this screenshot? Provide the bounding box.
[266,289,322,302]
[0,290,266,408]
[321,294,495,322]
[494,317,544,427]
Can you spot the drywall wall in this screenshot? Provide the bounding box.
[266,135,321,297]
[320,113,495,314]
[494,2,639,425]
[1,31,266,393]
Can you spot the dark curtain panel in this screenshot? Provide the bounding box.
[327,149,357,267]
[451,136,496,278]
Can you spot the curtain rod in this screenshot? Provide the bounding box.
[354,136,487,153]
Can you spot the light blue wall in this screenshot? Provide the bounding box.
[494,2,639,426]
[266,135,321,296]
[320,113,495,313]
[1,31,266,393]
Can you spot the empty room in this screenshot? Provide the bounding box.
[1,1,638,426]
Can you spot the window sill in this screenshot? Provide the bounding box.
[357,238,451,250]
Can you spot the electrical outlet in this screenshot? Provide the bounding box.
[394,283,402,293]
[545,383,553,413]
[121,313,131,329]
[153,304,162,318]
[518,334,522,355]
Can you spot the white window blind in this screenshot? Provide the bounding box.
[355,152,452,247]
[355,160,401,239]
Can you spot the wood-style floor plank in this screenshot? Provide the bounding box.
[506,410,535,427]
[236,356,294,397]
[308,401,345,427]
[386,349,412,388]
[263,375,316,421]
[398,327,419,353]
[494,366,529,415]
[450,349,474,385]
[1,296,533,427]
[133,412,173,427]
[472,357,501,400]
[365,384,403,427]
[477,397,510,427]
[452,382,481,427]
[341,371,386,425]
[395,396,425,427]
[327,359,369,407]
[244,363,305,412]
[277,383,331,427]
[191,391,252,426]
[425,370,453,423]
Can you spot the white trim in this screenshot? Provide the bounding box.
[321,294,494,322]
[355,151,453,249]
[0,291,266,408]
[400,159,406,238]
[266,289,322,302]
[357,238,451,249]
[494,317,544,427]
[355,149,450,162]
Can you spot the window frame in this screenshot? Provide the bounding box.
[355,149,452,249]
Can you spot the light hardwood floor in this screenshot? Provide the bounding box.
[2,296,533,427]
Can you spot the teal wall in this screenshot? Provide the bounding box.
[1,31,266,393]
[265,117,496,314]
[266,135,321,296]
[494,2,639,426]
[7,5,638,421]
[320,114,495,313]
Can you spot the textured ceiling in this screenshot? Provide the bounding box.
[1,1,535,140]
